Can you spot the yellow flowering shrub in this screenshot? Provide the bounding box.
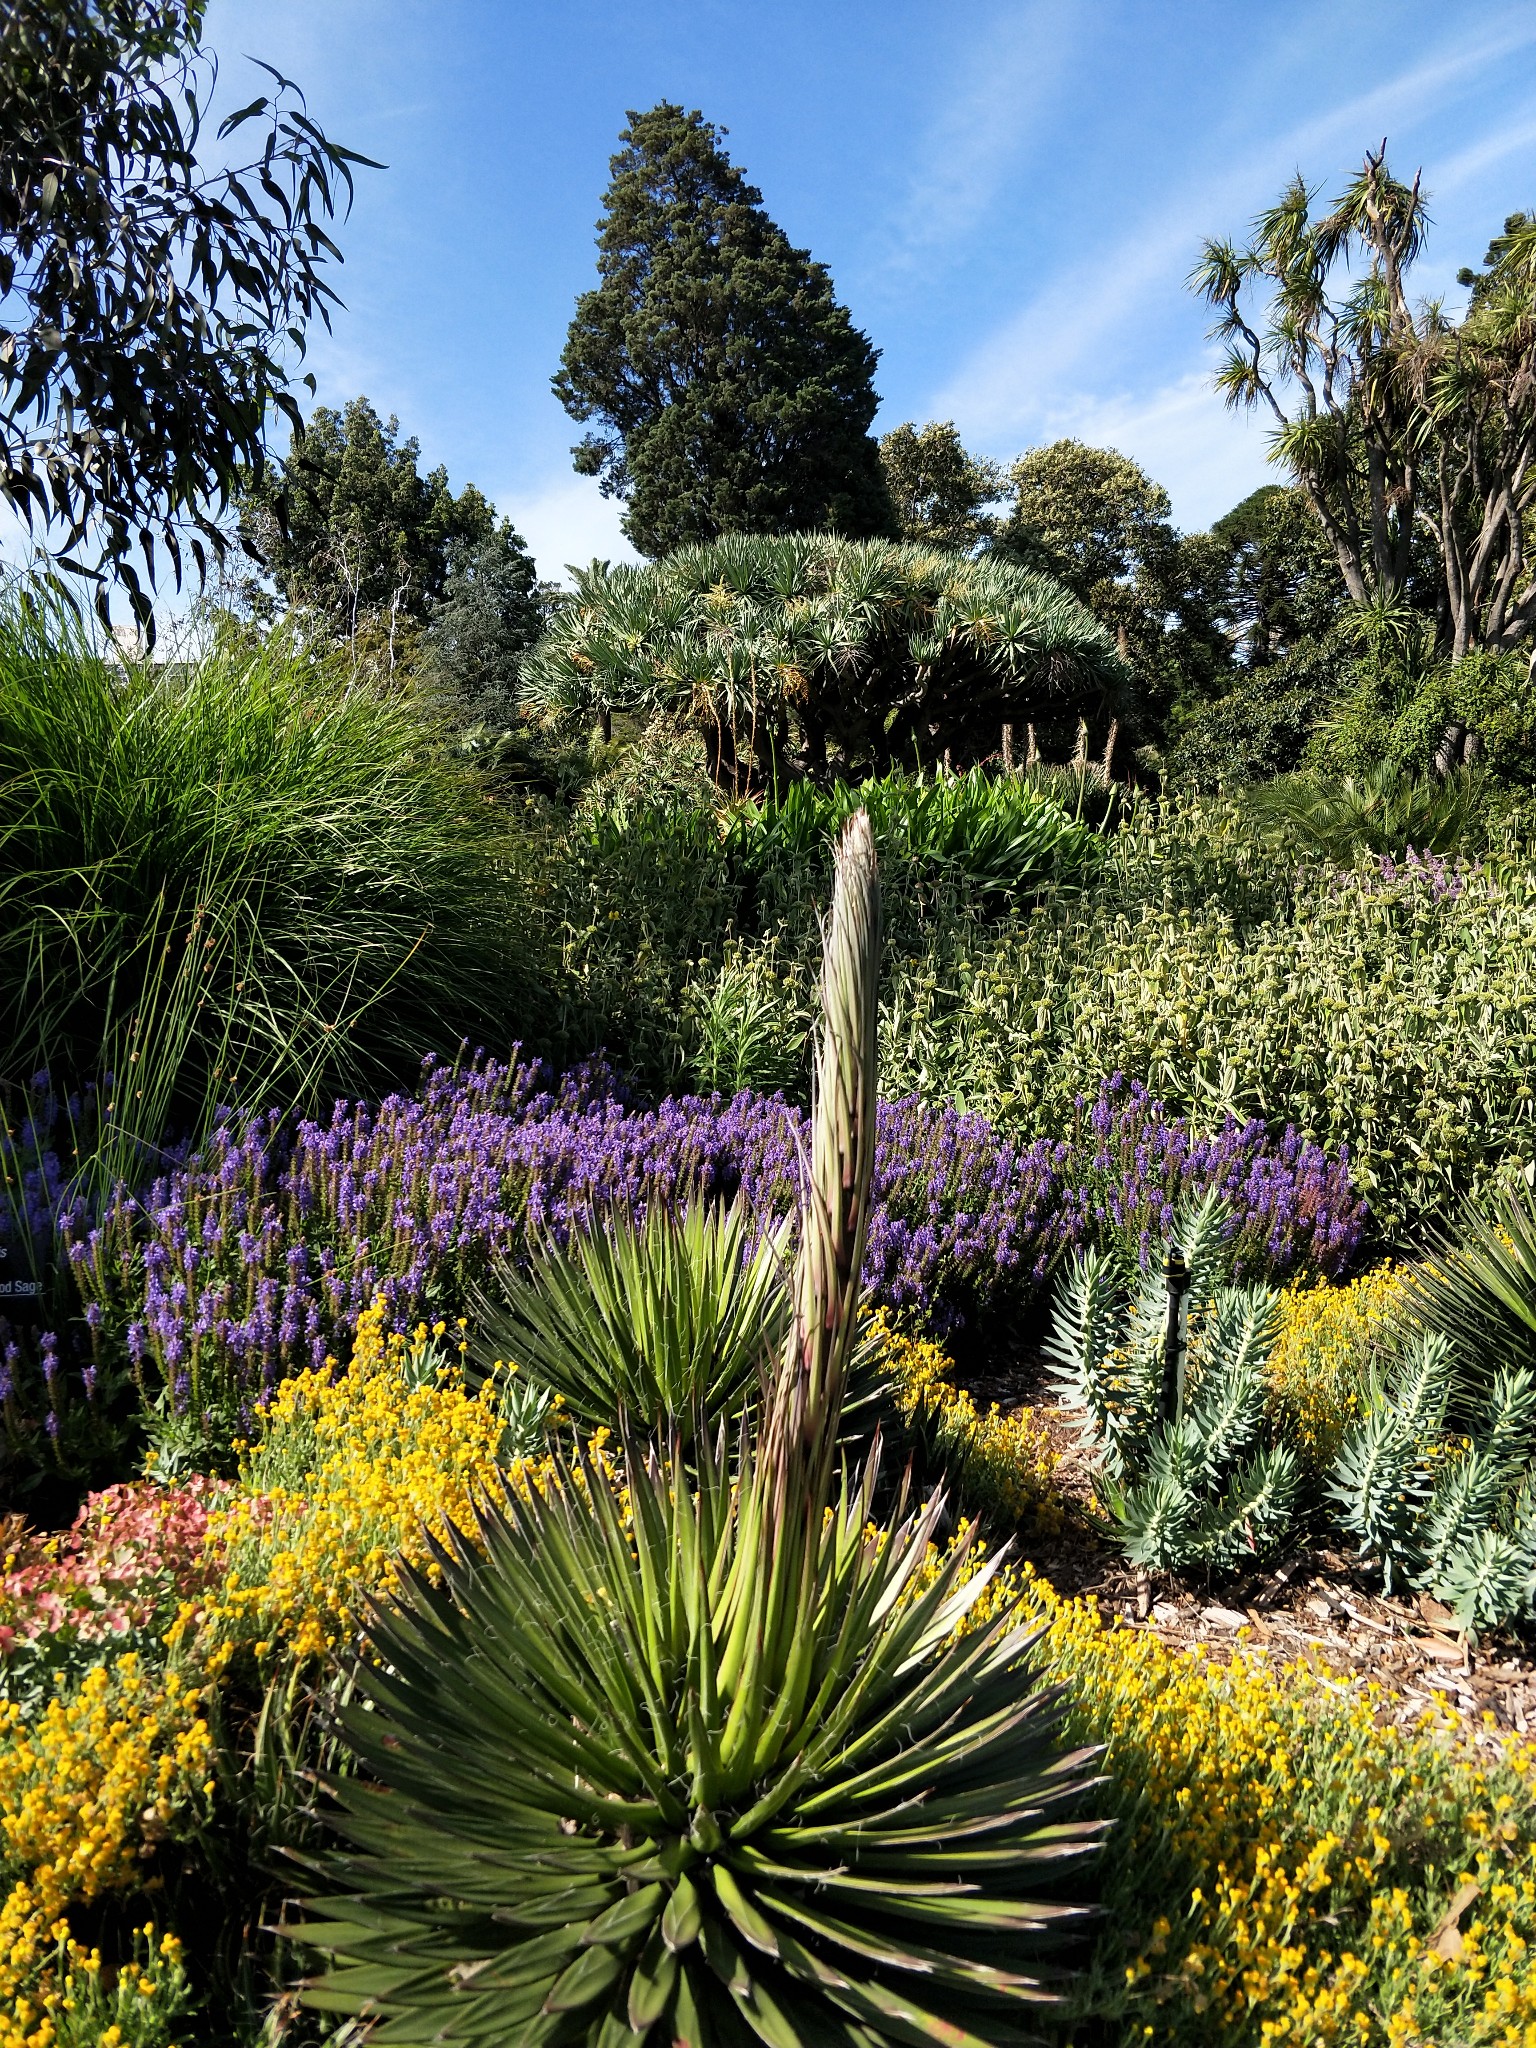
[199,1300,515,1663]
[196,1298,617,1668]
[868,1308,1061,1526]
[0,1655,210,2048]
[992,1567,1536,2046]
[1267,1261,1408,1474]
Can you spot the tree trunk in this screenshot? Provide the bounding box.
[1433,721,1466,779]
[802,710,828,783]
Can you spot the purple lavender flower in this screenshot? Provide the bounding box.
[49,1050,1365,1415]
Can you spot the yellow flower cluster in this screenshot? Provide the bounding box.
[198,1300,513,1662]
[868,1309,1061,1526]
[194,1298,615,1668]
[1001,1568,1536,2046]
[1266,1261,1407,1473]
[0,1657,210,2048]
[32,1922,191,2048]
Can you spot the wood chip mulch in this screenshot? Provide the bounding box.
[973,1354,1536,1757]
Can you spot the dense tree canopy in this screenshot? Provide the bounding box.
[523,533,1127,786]
[422,523,550,719]
[1212,486,1345,666]
[0,0,373,628]
[554,103,895,558]
[997,440,1177,620]
[996,439,1231,732]
[878,420,1003,553]
[239,397,524,669]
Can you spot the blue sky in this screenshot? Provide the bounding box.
[196,1,1536,582]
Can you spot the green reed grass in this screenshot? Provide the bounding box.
[0,583,547,1122]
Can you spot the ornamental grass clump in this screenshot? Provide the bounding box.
[301,814,1105,2046]
[1407,1171,1536,1379]
[0,582,545,1119]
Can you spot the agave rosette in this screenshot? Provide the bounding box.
[301,813,1105,2044]
[301,1435,1102,2045]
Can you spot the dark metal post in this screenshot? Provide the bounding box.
[1160,1249,1191,1424]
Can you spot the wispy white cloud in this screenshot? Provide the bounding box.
[872,0,1081,279]
[931,7,1536,473]
[1435,104,1536,192]
[499,472,638,585]
[1032,371,1277,530]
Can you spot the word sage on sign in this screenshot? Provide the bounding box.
[0,1241,43,1326]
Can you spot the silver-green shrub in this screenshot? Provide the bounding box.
[1045,1195,1299,1572]
[1330,1334,1536,1635]
[870,799,1536,1231]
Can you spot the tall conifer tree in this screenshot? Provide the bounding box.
[555,103,894,557]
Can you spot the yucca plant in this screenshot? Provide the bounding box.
[1330,1333,1536,1634]
[1404,1174,1536,1380]
[467,1201,793,1441]
[1044,1195,1299,1572]
[299,813,1105,2044]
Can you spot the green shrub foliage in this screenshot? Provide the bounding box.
[1164,637,1346,790]
[1247,764,1486,861]
[728,766,1106,916]
[555,793,1536,1231]
[1312,645,1536,789]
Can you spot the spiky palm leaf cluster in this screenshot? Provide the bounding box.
[302,1438,1101,2047]
[468,1203,792,1442]
[1247,762,1483,861]
[1330,1331,1536,1634]
[522,535,1126,781]
[1045,1195,1299,1572]
[300,814,1104,2045]
[1407,1174,1536,1380]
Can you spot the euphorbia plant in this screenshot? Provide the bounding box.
[299,813,1104,2045]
